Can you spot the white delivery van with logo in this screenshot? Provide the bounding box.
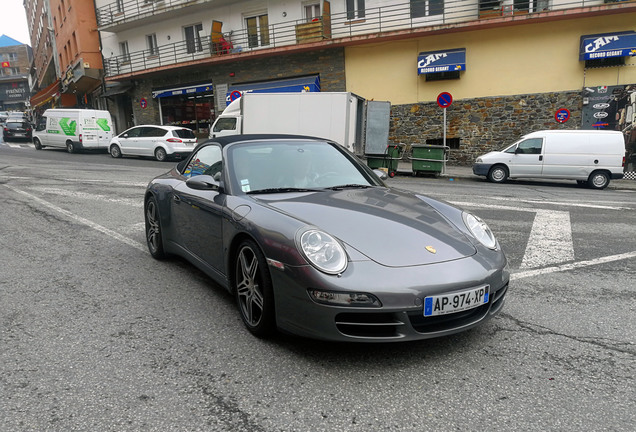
[33,109,113,153]
[472,130,626,189]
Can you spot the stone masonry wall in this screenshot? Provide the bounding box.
[390,91,582,166]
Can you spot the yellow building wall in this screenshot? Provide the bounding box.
[345,13,636,105]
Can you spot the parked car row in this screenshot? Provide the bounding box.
[2,111,34,142]
[29,108,197,161]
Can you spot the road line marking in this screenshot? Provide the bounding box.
[512,251,636,280]
[4,185,147,253]
[520,210,574,269]
[30,187,143,207]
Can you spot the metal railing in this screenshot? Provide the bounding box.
[96,0,205,27]
[102,0,630,77]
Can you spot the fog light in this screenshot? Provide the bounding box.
[308,289,382,307]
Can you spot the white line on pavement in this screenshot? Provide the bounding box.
[4,185,147,253]
[512,251,636,280]
[520,210,574,269]
[30,186,143,207]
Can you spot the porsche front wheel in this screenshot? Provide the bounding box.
[234,240,275,337]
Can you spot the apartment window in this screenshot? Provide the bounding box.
[72,32,78,57]
[411,0,443,18]
[245,14,269,48]
[346,0,365,20]
[119,41,130,63]
[0,67,20,76]
[304,3,321,22]
[184,23,203,53]
[147,33,158,56]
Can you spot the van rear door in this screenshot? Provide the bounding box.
[96,112,113,148]
[508,137,544,177]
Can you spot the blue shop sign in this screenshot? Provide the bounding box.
[226,75,320,105]
[579,31,636,61]
[152,82,214,98]
[418,48,466,75]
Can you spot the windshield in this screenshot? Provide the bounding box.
[227,140,381,194]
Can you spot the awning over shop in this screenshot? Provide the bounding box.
[418,48,466,75]
[152,82,214,99]
[226,75,320,104]
[579,31,636,61]
[30,80,60,108]
[101,84,132,98]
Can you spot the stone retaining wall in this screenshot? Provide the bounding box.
[389,92,582,166]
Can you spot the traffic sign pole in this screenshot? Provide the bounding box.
[437,92,453,175]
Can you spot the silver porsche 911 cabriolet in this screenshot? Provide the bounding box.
[144,134,509,342]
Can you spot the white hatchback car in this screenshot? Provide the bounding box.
[109,125,197,161]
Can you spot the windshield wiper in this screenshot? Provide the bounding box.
[246,187,322,195]
[325,184,374,191]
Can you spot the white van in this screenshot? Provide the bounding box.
[472,130,625,189]
[33,109,113,153]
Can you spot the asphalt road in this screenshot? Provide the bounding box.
[1,142,635,431]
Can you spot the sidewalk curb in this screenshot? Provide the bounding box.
[394,163,636,191]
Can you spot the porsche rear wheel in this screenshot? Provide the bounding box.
[145,196,166,259]
[234,239,275,337]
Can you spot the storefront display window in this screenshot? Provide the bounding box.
[160,94,214,137]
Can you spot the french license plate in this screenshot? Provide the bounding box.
[14,132,25,136]
[424,286,489,317]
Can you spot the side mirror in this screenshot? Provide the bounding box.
[373,169,389,180]
[186,174,220,191]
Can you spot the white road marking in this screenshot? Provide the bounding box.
[0,174,147,188]
[4,185,147,253]
[512,251,636,280]
[520,210,574,269]
[4,185,634,280]
[30,186,143,207]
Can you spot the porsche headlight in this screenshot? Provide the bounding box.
[462,212,497,250]
[299,229,347,274]
[475,157,483,163]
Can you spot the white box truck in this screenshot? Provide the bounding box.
[472,130,626,189]
[209,92,390,156]
[33,109,113,153]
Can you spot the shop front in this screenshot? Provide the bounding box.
[152,82,214,138]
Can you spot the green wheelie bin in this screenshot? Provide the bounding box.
[367,144,403,177]
[409,144,448,176]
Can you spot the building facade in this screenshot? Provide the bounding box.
[0,35,32,111]
[93,0,636,163]
[24,0,60,112]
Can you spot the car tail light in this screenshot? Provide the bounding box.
[622,156,626,167]
[166,138,182,143]
[79,133,83,143]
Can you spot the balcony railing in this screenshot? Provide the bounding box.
[96,0,208,27]
[103,0,632,78]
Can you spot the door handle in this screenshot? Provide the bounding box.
[539,155,543,161]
